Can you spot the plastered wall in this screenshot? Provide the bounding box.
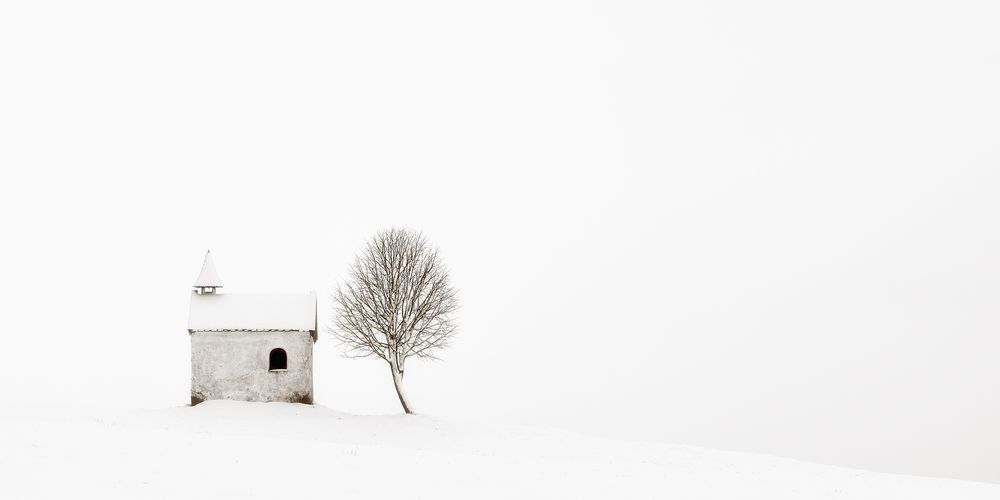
[190,330,314,405]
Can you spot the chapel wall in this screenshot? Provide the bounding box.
[190,330,314,405]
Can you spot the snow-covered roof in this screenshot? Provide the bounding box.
[188,291,317,336]
[194,251,223,288]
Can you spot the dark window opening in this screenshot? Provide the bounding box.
[269,348,287,371]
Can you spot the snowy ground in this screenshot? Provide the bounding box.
[0,402,995,500]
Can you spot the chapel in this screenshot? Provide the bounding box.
[187,251,317,405]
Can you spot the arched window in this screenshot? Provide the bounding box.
[269,348,287,371]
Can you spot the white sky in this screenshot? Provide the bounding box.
[1,0,998,484]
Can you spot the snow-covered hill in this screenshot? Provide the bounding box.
[0,402,995,499]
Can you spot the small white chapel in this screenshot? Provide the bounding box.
[186,251,317,405]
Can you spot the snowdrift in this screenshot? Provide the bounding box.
[1,401,995,499]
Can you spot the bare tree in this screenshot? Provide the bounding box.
[330,227,458,414]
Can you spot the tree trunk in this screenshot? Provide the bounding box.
[388,356,413,414]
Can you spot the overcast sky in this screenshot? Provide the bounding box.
[1,0,998,485]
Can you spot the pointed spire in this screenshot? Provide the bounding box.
[194,250,223,293]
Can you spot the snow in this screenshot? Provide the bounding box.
[1,402,995,500]
[193,251,223,288]
[187,291,317,333]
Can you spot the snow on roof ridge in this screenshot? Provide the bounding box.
[188,290,318,336]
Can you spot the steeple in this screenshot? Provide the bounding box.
[194,250,223,294]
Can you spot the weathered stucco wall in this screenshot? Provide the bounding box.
[190,330,314,405]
